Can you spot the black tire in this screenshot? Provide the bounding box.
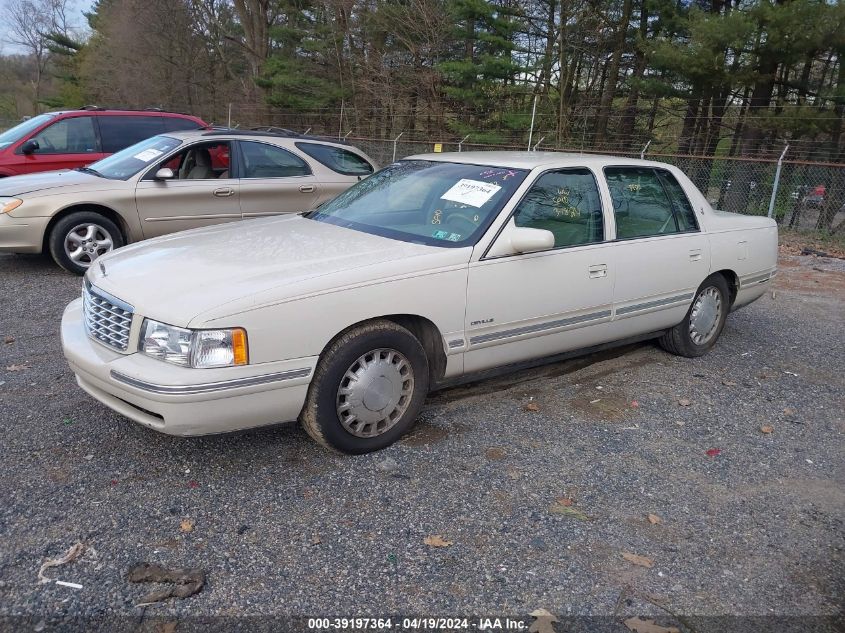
[48,211,124,275]
[300,320,430,454]
[659,274,730,358]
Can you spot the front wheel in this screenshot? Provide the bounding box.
[48,211,124,275]
[659,274,730,358]
[300,320,430,454]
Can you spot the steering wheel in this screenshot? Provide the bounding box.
[444,212,479,234]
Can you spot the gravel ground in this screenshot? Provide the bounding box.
[0,251,842,633]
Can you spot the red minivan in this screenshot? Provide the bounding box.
[0,109,207,177]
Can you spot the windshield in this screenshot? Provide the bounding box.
[0,113,56,149]
[87,135,182,180]
[308,160,528,247]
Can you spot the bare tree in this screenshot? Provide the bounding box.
[2,0,71,112]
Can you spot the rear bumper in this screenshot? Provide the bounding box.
[61,298,317,436]
[0,213,48,253]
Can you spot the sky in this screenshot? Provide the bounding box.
[0,0,93,55]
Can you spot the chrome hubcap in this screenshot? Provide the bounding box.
[689,286,723,345]
[336,348,414,438]
[64,223,114,267]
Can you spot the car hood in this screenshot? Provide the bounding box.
[0,169,107,196]
[86,215,460,327]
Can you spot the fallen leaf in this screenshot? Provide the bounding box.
[5,364,26,371]
[187,480,199,489]
[128,563,205,605]
[157,622,178,633]
[555,497,574,507]
[622,552,654,568]
[721,379,737,386]
[37,542,85,584]
[529,608,558,633]
[485,447,506,460]
[3,336,14,344]
[783,407,796,416]
[705,448,721,457]
[423,535,453,548]
[311,534,322,545]
[760,425,774,434]
[623,616,680,633]
[179,519,195,533]
[524,402,540,412]
[630,400,639,408]
[677,398,691,407]
[506,467,522,480]
[548,502,589,520]
[647,513,662,525]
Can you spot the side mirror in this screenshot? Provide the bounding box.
[510,227,555,254]
[21,139,39,155]
[154,167,175,180]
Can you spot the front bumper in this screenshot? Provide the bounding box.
[61,298,318,436]
[0,212,49,254]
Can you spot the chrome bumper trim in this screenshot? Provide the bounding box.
[110,367,312,395]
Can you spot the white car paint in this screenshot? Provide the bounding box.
[61,152,777,438]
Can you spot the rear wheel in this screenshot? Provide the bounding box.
[48,211,123,275]
[300,320,429,454]
[659,274,730,358]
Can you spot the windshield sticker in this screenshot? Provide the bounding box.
[440,179,502,208]
[432,229,462,241]
[478,168,519,181]
[133,148,164,162]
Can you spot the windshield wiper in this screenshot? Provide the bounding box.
[76,166,104,178]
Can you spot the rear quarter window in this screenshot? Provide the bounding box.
[295,142,374,176]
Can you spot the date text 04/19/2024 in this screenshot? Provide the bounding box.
[306,617,529,631]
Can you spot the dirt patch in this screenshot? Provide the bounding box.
[569,389,634,421]
[775,255,845,297]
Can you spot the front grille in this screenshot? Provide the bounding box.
[83,281,134,351]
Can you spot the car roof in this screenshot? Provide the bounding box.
[44,109,200,118]
[406,150,671,170]
[162,129,360,148]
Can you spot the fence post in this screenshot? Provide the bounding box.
[227,103,232,128]
[338,100,344,139]
[768,144,789,219]
[527,94,538,151]
[458,134,470,152]
[392,132,404,162]
[640,140,651,160]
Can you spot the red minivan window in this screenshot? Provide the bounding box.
[0,111,206,177]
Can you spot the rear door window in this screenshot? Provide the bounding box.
[239,141,311,178]
[295,142,374,176]
[655,169,699,231]
[605,167,688,239]
[98,116,167,153]
[30,117,98,154]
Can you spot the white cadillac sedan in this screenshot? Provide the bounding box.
[61,152,777,453]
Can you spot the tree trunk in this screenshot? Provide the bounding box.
[593,0,634,144]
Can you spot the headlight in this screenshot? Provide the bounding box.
[0,197,23,214]
[139,319,248,368]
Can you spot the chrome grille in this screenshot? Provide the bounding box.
[83,281,134,351]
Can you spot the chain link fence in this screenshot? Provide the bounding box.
[2,117,844,232]
[349,136,845,232]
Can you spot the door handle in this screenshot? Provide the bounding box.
[588,264,608,279]
[689,249,702,262]
[299,185,315,193]
[213,187,235,197]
